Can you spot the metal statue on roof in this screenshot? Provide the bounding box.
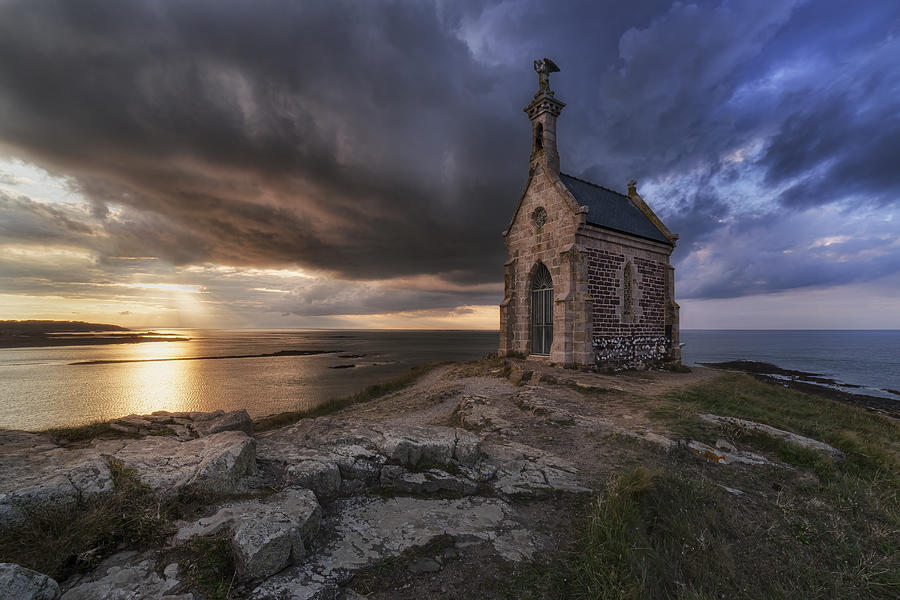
[533,58,560,94]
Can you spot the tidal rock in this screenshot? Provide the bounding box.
[0,563,60,600]
[176,488,321,581]
[111,430,256,496]
[407,557,441,573]
[60,552,190,600]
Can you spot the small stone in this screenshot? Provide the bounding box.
[285,460,341,502]
[715,439,737,452]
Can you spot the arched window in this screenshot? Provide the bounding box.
[534,123,544,151]
[622,262,634,322]
[531,263,553,355]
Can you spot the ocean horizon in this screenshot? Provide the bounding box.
[1,328,897,431]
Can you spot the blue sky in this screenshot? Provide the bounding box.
[0,0,898,329]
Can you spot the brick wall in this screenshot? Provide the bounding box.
[500,166,677,368]
[584,244,670,368]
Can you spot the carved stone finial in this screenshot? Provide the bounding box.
[627,179,637,195]
[533,58,560,95]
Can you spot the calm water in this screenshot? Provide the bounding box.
[1,329,897,431]
[0,330,497,431]
[681,330,900,401]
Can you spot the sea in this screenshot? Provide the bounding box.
[1,329,897,431]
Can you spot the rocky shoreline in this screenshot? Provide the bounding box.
[0,360,884,599]
[701,360,900,418]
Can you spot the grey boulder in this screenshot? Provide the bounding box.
[175,487,322,581]
[0,563,60,600]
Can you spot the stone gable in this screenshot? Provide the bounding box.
[500,61,680,368]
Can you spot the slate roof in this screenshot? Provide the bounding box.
[559,173,671,244]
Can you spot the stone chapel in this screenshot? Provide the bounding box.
[499,59,681,368]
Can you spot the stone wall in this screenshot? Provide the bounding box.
[500,165,592,364]
[581,232,675,368]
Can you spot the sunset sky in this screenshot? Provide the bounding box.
[1,0,898,330]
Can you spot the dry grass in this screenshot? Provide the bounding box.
[0,459,171,580]
[502,374,900,600]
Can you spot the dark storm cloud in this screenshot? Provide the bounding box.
[0,0,898,313]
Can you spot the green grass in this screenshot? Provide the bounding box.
[254,362,445,432]
[661,373,899,483]
[506,460,899,599]
[180,537,236,600]
[503,374,900,600]
[0,458,172,580]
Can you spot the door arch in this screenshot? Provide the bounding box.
[531,263,553,355]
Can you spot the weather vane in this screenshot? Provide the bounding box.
[533,58,560,94]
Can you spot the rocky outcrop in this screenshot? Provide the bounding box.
[699,413,845,459]
[0,431,116,525]
[111,430,257,496]
[379,465,478,496]
[60,552,190,600]
[250,495,541,599]
[685,440,775,467]
[480,442,591,497]
[110,409,252,441]
[0,429,256,527]
[175,488,322,581]
[0,563,60,600]
[259,419,587,502]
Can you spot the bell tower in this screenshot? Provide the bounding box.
[525,58,565,177]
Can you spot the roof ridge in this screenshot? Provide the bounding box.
[560,172,629,199]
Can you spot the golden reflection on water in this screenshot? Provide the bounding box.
[116,340,198,416]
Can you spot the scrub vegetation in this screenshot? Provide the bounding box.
[502,374,899,599]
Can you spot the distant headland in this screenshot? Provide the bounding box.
[0,320,188,348]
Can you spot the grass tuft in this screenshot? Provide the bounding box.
[0,458,171,580]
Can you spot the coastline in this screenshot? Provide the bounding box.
[1,358,896,599]
[701,360,900,419]
[0,334,189,349]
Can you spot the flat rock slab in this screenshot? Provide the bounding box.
[176,487,322,581]
[110,429,257,496]
[113,409,254,440]
[250,495,540,599]
[686,440,774,467]
[260,418,588,502]
[699,413,845,459]
[481,442,591,498]
[260,420,480,470]
[60,552,191,600]
[0,431,119,526]
[0,562,61,600]
[0,428,256,526]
